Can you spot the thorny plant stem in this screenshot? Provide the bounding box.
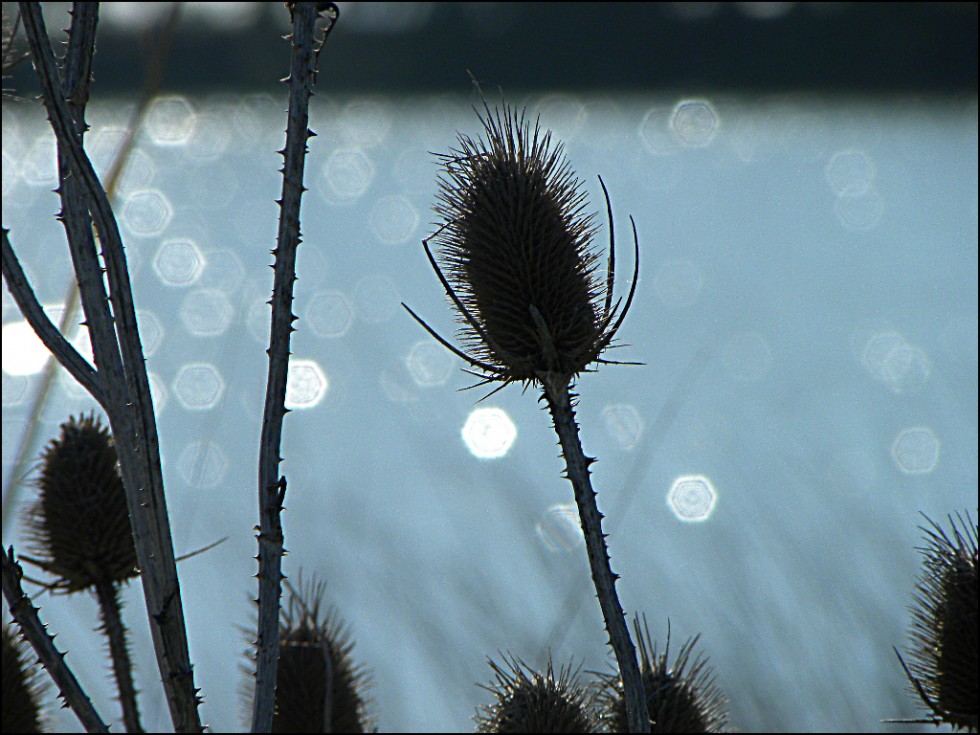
[2,546,109,733]
[253,3,332,731]
[543,375,650,734]
[19,4,202,730]
[96,581,143,733]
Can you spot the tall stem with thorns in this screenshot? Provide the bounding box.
[404,97,649,732]
[543,375,648,733]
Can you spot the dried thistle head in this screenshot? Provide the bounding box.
[475,653,600,733]
[23,414,137,592]
[898,511,978,731]
[272,575,373,733]
[599,619,728,733]
[2,623,47,733]
[404,99,638,393]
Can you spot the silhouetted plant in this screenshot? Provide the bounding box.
[404,96,648,732]
[2,622,46,733]
[268,576,373,733]
[21,414,143,732]
[896,512,978,732]
[475,653,600,733]
[599,619,728,733]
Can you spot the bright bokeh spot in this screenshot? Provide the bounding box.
[137,309,165,357]
[536,503,584,552]
[179,289,234,337]
[639,106,680,156]
[177,440,227,489]
[861,330,931,394]
[339,98,393,149]
[405,341,453,387]
[670,99,720,148]
[825,149,875,196]
[369,195,420,244]
[173,363,225,410]
[602,403,644,450]
[834,189,885,231]
[146,95,197,146]
[306,289,355,338]
[323,149,375,202]
[153,238,206,287]
[123,189,173,236]
[462,407,517,459]
[285,359,328,409]
[891,427,940,475]
[2,319,52,375]
[668,474,717,522]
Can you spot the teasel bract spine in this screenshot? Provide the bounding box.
[23,414,143,732]
[404,98,647,732]
[897,511,978,731]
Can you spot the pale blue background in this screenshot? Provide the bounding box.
[2,92,977,732]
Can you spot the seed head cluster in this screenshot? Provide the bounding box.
[600,620,728,733]
[406,101,637,389]
[271,577,373,733]
[475,654,599,733]
[903,512,978,731]
[24,414,137,592]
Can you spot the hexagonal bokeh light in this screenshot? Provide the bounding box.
[173,363,225,410]
[284,359,328,410]
[153,238,206,287]
[667,474,717,522]
[462,407,517,460]
[891,426,940,475]
[669,99,720,148]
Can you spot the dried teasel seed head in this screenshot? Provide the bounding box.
[272,575,373,733]
[900,511,978,731]
[475,654,600,733]
[405,98,639,391]
[2,623,46,733]
[600,619,728,733]
[24,414,137,592]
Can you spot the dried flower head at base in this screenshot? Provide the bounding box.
[271,576,373,733]
[898,511,978,731]
[23,414,137,592]
[475,653,600,733]
[599,619,728,733]
[404,101,639,393]
[2,623,47,733]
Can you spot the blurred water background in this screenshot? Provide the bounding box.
[2,3,978,733]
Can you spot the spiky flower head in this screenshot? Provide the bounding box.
[272,576,373,733]
[405,100,638,390]
[2,623,46,733]
[475,653,600,733]
[24,414,137,592]
[600,620,728,733]
[900,512,978,731]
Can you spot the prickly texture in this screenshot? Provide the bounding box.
[25,414,137,592]
[475,654,599,733]
[272,576,373,733]
[905,512,978,731]
[600,620,729,733]
[433,102,606,381]
[2,623,45,733]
